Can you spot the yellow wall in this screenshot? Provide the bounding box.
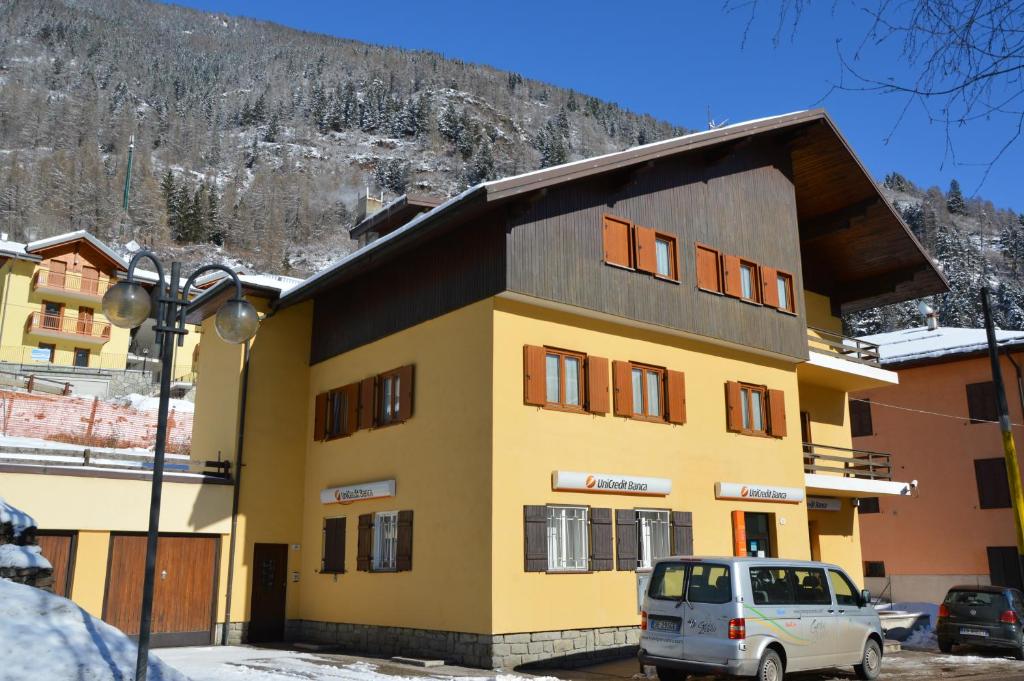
[70,530,112,617]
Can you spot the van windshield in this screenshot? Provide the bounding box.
[648,562,732,604]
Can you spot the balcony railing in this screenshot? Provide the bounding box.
[803,442,893,481]
[32,267,112,299]
[26,312,111,342]
[807,326,880,367]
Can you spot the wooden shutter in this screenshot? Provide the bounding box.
[768,389,787,438]
[396,510,414,571]
[967,381,999,423]
[586,355,609,414]
[615,509,638,571]
[612,361,633,416]
[722,255,742,298]
[356,514,373,571]
[343,383,359,436]
[523,505,548,572]
[358,377,376,430]
[760,266,780,308]
[602,216,633,268]
[731,511,747,557]
[850,399,873,437]
[695,245,721,292]
[313,392,328,441]
[322,517,346,573]
[523,345,547,406]
[589,508,614,571]
[666,370,686,425]
[725,381,743,432]
[635,226,657,273]
[671,511,693,556]
[397,364,414,422]
[975,458,1012,509]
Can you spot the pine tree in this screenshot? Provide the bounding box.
[264,111,280,142]
[464,139,495,186]
[947,178,965,214]
[206,188,224,245]
[883,172,910,192]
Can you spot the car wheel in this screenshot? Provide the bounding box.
[757,649,784,681]
[1015,640,1024,661]
[938,639,953,654]
[655,666,687,681]
[854,638,882,680]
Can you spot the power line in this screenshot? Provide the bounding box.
[850,396,1024,429]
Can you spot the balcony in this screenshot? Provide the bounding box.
[803,442,913,497]
[32,267,112,303]
[799,327,896,391]
[25,312,111,345]
[808,327,880,367]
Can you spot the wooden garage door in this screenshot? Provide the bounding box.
[36,531,76,597]
[104,534,219,647]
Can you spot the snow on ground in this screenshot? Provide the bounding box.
[0,433,153,454]
[0,579,186,681]
[117,393,196,413]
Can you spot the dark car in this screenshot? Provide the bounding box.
[936,585,1024,659]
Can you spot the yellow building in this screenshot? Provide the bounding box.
[195,110,944,666]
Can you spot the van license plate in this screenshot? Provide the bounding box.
[650,617,681,633]
[960,628,988,637]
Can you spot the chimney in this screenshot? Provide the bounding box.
[917,301,939,331]
[354,187,386,224]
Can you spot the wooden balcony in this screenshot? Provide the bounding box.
[25,312,111,345]
[807,326,880,367]
[32,267,112,302]
[803,442,893,481]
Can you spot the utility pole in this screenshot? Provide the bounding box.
[123,134,135,214]
[982,287,1024,588]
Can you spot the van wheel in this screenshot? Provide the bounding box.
[654,666,687,681]
[757,649,783,681]
[854,639,882,680]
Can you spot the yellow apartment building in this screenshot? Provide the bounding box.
[180,110,944,668]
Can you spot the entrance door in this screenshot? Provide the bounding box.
[808,521,822,562]
[42,301,62,330]
[77,307,94,336]
[989,546,1024,590]
[36,531,76,597]
[249,543,288,643]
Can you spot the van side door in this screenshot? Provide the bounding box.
[791,566,837,667]
[828,569,872,664]
[747,566,810,671]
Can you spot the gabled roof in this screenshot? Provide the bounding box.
[185,272,302,324]
[25,230,128,270]
[349,193,442,239]
[859,326,1024,367]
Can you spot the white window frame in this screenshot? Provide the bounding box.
[546,505,589,572]
[372,510,399,571]
[636,509,671,569]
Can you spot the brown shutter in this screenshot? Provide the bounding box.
[603,216,633,268]
[850,399,873,437]
[356,514,373,571]
[313,392,328,441]
[523,345,547,406]
[761,266,779,308]
[695,244,721,292]
[768,389,787,438]
[612,361,633,417]
[635,226,657,273]
[722,254,742,298]
[731,511,747,557]
[671,511,693,556]
[344,383,359,435]
[358,377,376,430]
[397,364,414,422]
[524,505,548,572]
[615,509,638,571]
[666,370,686,425]
[322,517,346,573]
[589,508,614,571]
[725,381,743,432]
[396,510,414,571]
[586,355,609,414]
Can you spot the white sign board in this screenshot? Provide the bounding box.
[807,496,841,511]
[30,348,51,362]
[552,471,671,496]
[320,479,396,505]
[715,482,805,504]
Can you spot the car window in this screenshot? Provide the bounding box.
[829,569,859,606]
[749,567,795,605]
[688,564,732,604]
[946,590,997,606]
[649,562,686,600]
[792,568,831,605]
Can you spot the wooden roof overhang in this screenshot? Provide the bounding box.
[349,193,441,239]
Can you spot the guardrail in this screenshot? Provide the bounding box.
[803,442,893,481]
[25,312,111,341]
[0,447,228,479]
[807,326,880,367]
[32,267,112,298]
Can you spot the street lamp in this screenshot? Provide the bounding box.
[102,252,258,681]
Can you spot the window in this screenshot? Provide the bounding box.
[750,567,795,605]
[375,365,414,427]
[525,347,609,414]
[372,511,399,571]
[829,569,860,606]
[545,349,585,410]
[648,562,732,604]
[322,517,346,574]
[975,458,1012,509]
[775,272,795,313]
[601,215,679,282]
[850,399,873,437]
[741,384,767,434]
[73,348,89,368]
[547,506,589,572]
[648,561,686,600]
[792,568,832,605]
[636,510,671,569]
[726,381,786,437]
[695,244,723,293]
[744,512,773,557]
[631,364,665,420]
[654,233,678,280]
[602,215,634,269]
[613,361,686,424]
[739,261,760,303]
[967,381,1000,424]
[864,561,886,578]
[859,497,881,514]
[37,343,55,363]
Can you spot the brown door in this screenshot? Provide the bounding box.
[248,543,288,643]
[104,534,219,647]
[81,266,99,295]
[36,531,76,597]
[77,307,94,336]
[42,301,62,330]
[47,260,67,288]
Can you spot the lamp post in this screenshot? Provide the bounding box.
[101,252,259,681]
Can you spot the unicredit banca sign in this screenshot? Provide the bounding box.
[715,482,805,504]
[320,479,396,505]
[552,471,671,496]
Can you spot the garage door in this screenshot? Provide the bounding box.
[103,534,219,647]
[36,531,76,597]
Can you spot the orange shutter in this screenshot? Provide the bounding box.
[612,361,633,416]
[731,511,747,557]
[357,377,377,430]
[635,226,657,273]
[666,370,686,425]
[761,266,779,308]
[586,356,610,414]
[313,392,328,441]
[602,216,633,268]
[722,255,742,297]
[397,364,414,422]
[695,245,721,292]
[523,345,547,406]
[768,389,787,438]
[344,383,360,435]
[725,381,744,432]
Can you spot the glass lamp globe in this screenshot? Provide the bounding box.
[102,281,152,328]
[215,299,260,344]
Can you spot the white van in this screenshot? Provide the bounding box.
[639,557,882,681]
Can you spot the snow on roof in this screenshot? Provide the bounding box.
[0,497,36,537]
[859,326,1024,365]
[25,230,128,269]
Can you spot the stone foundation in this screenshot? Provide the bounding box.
[216,621,249,646]
[285,620,640,669]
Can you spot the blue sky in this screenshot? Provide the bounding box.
[167,0,1022,212]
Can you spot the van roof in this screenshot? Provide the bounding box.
[655,556,845,570]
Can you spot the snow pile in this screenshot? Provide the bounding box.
[0,497,36,538]
[116,393,195,413]
[0,579,188,681]
[0,544,52,570]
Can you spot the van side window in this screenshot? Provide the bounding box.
[792,568,831,605]
[828,569,859,606]
[648,562,686,600]
[688,564,732,604]
[749,567,794,605]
